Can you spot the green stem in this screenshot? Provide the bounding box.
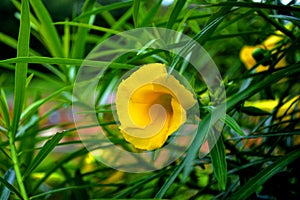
[9,131,28,200]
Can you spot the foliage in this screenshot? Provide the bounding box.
[0,0,300,199]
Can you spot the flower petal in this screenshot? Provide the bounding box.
[115,63,196,150]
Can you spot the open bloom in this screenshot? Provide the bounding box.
[115,63,196,150]
[240,30,287,72]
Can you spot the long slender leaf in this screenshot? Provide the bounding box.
[210,137,227,190]
[0,168,23,200]
[0,89,10,128]
[72,0,96,59]
[166,0,186,29]
[19,85,72,123]
[0,63,63,84]
[201,1,300,12]
[224,115,244,136]
[205,106,244,136]
[140,0,163,26]
[228,149,300,200]
[0,32,18,50]
[155,111,214,198]
[168,14,227,75]
[0,32,39,56]
[98,7,133,43]
[54,21,120,34]
[11,0,30,137]
[10,0,40,30]
[32,147,89,192]
[9,1,30,199]
[227,63,300,111]
[0,56,134,69]
[132,0,141,28]
[269,14,300,22]
[23,132,65,178]
[156,4,233,197]
[73,0,133,21]
[29,0,64,58]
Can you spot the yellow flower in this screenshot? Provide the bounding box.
[115,63,196,150]
[240,30,287,72]
[244,95,299,119]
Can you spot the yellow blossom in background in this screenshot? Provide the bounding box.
[240,30,287,72]
[116,63,196,150]
[245,95,299,119]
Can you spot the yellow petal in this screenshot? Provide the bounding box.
[240,46,259,70]
[262,30,284,49]
[168,98,186,134]
[115,63,196,150]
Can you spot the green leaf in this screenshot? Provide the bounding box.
[25,73,34,88]
[156,97,227,198]
[8,2,30,199]
[20,85,72,123]
[269,14,300,23]
[140,0,163,26]
[205,106,244,136]
[0,32,39,56]
[11,0,30,138]
[210,137,227,190]
[205,1,300,12]
[241,106,271,116]
[0,89,10,128]
[73,0,133,21]
[23,131,65,178]
[155,4,232,193]
[166,0,186,29]
[133,0,141,27]
[0,56,133,69]
[54,21,120,35]
[71,0,96,59]
[227,63,300,111]
[168,11,229,75]
[29,0,64,57]
[228,149,300,200]
[0,168,23,200]
[224,114,244,136]
[32,147,89,192]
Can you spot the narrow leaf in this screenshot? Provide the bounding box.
[140,0,163,26]
[33,147,89,192]
[224,114,244,136]
[29,0,64,57]
[0,89,10,128]
[0,168,22,200]
[228,149,300,200]
[72,0,96,59]
[25,73,34,88]
[156,102,226,198]
[11,0,30,139]
[241,106,271,116]
[0,56,133,69]
[23,132,65,178]
[166,0,186,29]
[210,137,227,190]
[133,0,141,27]
[73,0,133,21]
[54,21,120,34]
[205,106,244,136]
[227,63,300,111]
[269,14,300,23]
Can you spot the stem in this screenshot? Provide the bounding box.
[9,131,28,200]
